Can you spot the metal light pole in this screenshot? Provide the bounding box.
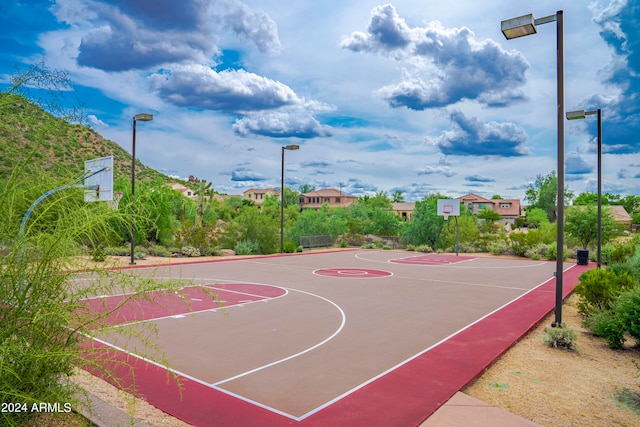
[280,144,299,253]
[502,10,565,326]
[130,113,153,265]
[567,108,603,268]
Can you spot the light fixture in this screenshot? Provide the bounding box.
[130,113,153,265]
[502,10,566,327]
[566,108,603,268]
[281,144,300,253]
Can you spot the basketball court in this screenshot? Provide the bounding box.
[74,249,591,426]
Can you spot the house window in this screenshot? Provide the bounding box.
[467,203,473,210]
[324,197,330,203]
[500,203,511,209]
[478,203,485,209]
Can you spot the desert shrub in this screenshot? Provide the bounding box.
[616,288,640,344]
[103,245,131,256]
[583,310,626,349]
[235,239,259,255]
[415,244,432,253]
[147,245,172,257]
[200,246,223,256]
[612,241,636,264]
[488,239,509,255]
[406,244,416,251]
[541,325,577,351]
[134,251,146,260]
[545,242,568,261]
[573,268,637,315]
[508,231,531,257]
[181,245,200,257]
[601,243,616,266]
[283,241,297,253]
[91,246,106,262]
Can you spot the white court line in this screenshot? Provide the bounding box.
[80,261,577,421]
[296,263,578,421]
[355,250,549,269]
[85,282,289,330]
[212,287,346,386]
[85,282,346,422]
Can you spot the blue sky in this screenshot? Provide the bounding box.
[1,0,638,202]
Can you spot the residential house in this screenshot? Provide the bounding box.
[299,189,357,210]
[243,188,278,206]
[167,182,197,200]
[167,182,228,203]
[392,202,416,221]
[457,193,522,225]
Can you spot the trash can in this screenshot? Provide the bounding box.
[577,249,589,265]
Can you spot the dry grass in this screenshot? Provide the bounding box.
[465,294,640,426]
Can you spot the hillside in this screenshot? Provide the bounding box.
[0,93,171,185]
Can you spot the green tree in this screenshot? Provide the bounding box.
[525,171,574,220]
[392,191,405,203]
[440,210,479,251]
[565,206,616,249]
[477,208,502,233]
[366,209,401,236]
[403,194,448,248]
[525,207,550,228]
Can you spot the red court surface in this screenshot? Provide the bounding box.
[77,250,592,426]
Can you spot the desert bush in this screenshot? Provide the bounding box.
[541,325,578,351]
[488,239,509,256]
[147,245,173,257]
[283,241,297,253]
[508,231,531,257]
[545,242,568,261]
[583,310,626,349]
[181,245,200,257]
[235,239,259,255]
[103,245,131,256]
[573,268,637,315]
[616,287,640,344]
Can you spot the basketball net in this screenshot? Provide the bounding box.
[108,192,123,210]
[443,215,449,221]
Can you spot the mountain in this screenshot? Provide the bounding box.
[0,93,171,185]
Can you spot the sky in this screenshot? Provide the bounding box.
[1,0,639,202]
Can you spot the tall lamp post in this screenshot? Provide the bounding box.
[501,10,566,327]
[567,108,603,268]
[130,113,153,265]
[280,144,299,253]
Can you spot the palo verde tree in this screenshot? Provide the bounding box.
[565,205,616,249]
[525,171,574,221]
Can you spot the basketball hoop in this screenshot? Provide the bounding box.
[108,192,123,210]
[443,215,449,221]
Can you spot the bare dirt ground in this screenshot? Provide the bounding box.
[465,294,640,426]
[63,253,640,427]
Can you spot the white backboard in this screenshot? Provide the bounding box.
[84,156,114,202]
[437,199,460,217]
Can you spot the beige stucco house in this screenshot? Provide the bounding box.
[299,189,357,210]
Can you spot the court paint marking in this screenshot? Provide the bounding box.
[212,286,346,386]
[86,281,347,421]
[312,267,393,278]
[82,282,289,329]
[296,266,579,421]
[355,251,549,269]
